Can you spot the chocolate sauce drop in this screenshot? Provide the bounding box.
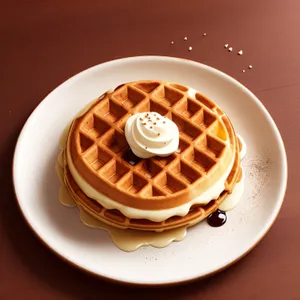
[124,149,141,166]
[207,209,227,227]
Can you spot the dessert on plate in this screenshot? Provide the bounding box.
[60,80,245,232]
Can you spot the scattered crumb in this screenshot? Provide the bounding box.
[248,65,253,69]
[224,44,229,48]
[184,37,188,41]
[228,47,233,52]
[171,41,174,45]
[188,46,192,51]
[8,110,11,113]
[203,33,207,36]
[238,50,243,55]
[242,70,246,73]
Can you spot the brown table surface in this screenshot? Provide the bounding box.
[1,1,299,299]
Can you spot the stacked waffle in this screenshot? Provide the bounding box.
[62,81,242,231]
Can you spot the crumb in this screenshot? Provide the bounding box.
[228,47,233,52]
[248,65,253,69]
[188,46,192,51]
[203,33,207,36]
[171,41,174,44]
[242,70,246,73]
[224,44,229,48]
[184,37,188,41]
[238,50,243,55]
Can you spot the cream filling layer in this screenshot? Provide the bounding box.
[218,167,245,211]
[66,143,237,222]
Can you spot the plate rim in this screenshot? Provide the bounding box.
[12,55,288,286]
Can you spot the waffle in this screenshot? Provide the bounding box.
[64,136,241,231]
[66,81,238,218]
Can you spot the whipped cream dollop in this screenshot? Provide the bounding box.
[125,112,179,159]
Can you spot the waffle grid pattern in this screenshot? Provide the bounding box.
[76,81,229,199]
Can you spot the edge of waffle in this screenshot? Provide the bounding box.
[67,80,237,211]
[63,134,241,232]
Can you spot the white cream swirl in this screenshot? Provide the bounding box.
[125,112,179,159]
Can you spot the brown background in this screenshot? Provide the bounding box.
[1,0,299,299]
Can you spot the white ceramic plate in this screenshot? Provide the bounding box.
[13,56,287,285]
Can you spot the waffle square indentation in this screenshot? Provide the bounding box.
[172,113,202,141]
[136,99,169,116]
[83,146,112,171]
[192,109,217,129]
[139,185,166,197]
[100,160,129,183]
[154,153,177,166]
[178,138,190,153]
[135,159,163,179]
[79,133,94,153]
[154,172,187,194]
[169,160,202,184]
[82,114,110,138]
[195,135,226,158]
[152,86,184,107]
[183,148,216,172]
[119,172,148,194]
[96,99,127,123]
[174,98,202,118]
[134,81,160,93]
[113,86,146,109]
[102,129,128,154]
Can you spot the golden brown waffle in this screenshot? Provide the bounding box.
[66,81,237,213]
[64,135,241,231]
